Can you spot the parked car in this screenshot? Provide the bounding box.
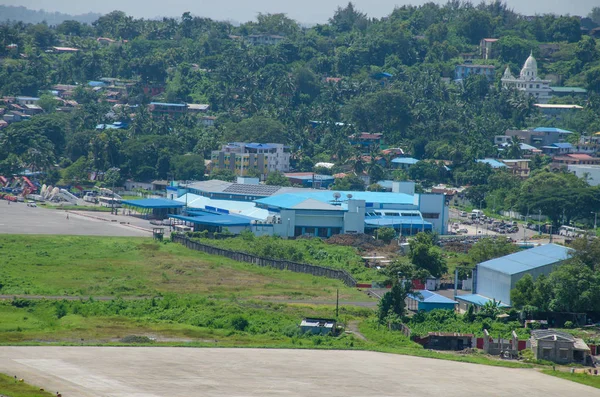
[459,211,467,217]
[26,202,37,207]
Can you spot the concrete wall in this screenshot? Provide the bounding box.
[344,199,365,234]
[567,165,600,186]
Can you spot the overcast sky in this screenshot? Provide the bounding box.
[5,0,598,24]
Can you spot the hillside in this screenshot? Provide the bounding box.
[0,5,101,25]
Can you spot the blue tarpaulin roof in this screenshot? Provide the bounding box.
[121,198,184,209]
[455,294,510,307]
[409,290,457,304]
[477,243,572,276]
[364,215,432,229]
[551,142,573,149]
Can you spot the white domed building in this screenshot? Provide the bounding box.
[501,52,552,103]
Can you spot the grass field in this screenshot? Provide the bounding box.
[541,370,600,389]
[188,234,379,281]
[38,203,112,212]
[0,373,53,397]
[0,235,367,301]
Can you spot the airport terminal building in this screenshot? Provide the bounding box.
[165,179,449,239]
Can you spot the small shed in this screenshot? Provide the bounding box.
[406,290,457,312]
[530,330,591,364]
[419,332,474,351]
[300,318,337,335]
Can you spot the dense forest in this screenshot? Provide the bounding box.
[1,1,600,222]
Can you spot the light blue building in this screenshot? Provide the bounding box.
[406,290,458,312]
[454,64,495,81]
[391,157,420,170]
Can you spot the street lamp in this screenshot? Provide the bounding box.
[538,209,542,235]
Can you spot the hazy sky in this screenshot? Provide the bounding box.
[5,0,598,23]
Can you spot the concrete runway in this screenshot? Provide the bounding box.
[0,202,150,236]
[0,347,598,397]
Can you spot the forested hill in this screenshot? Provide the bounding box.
[1,2,600,194]
[0,5,101,25]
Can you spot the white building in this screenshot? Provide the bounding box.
[567,164,600,186]
[501,53,552,104]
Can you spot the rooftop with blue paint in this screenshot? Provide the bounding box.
[392,157,420,165]
[255,190,416,209]
[476,158,507,169]
[455,294,510,307]
[170,213,251,226]
[478,243,573,276]
[533,127,573,134]
[409,290,457,304]
[121,198,185,209]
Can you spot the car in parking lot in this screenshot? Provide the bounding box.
[459,211,467,217]
[26,201,37,207]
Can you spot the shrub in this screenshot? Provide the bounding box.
[231,316,249,331]
[55,302,68,319]
[563,321,574,329]
[120,335,154,344]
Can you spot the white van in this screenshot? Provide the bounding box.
[471,209,483,217]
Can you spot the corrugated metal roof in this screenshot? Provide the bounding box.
[392,157,420,165]
[170,213,251,226]
[551,143,573,149]
[409,290,457,304]
[455,294,510,307]
[478,243,572,276]
[364,216,432,228]
[476,159,507,169]
[533,127,573,134]
[121,198,185,209]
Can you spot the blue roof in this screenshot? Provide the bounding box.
[285,174,335,181]
[255,190,415,209]
[551,142,573,149]
[533,127,573,134]
[375,180,394,189]
[478,243,573,276]
[150,102,187,107]
[456,294,510,307]
[88,81,106,87]
[391,157,419,165]
[244,143,278,149]
[364,216,432,229]
[121,198,185,209]
[409,290,457,304]
[170,213,251,226]
[476,159,507,169]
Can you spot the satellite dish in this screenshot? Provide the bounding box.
[346,194,353,199]
[333,192,341,201]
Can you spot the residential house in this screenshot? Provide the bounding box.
[15,96,39,106]
[201,116,216,127]
[502,159,531,178]
[480,38,498,59]
[504,127,573,148]
[418,332,474,351]
[149,102,209,118]
[211,142,291,179]
[391,157,420,170]
[51,84,78,98]
[51,46,79,53]
[96,37,121,47]
[541,142,573,156]
[530,330,590,364]
[476,158,507,169]
[22,104,43,116]
[454,64,495,81]
[348,132,384,151]
[552,153,600,170]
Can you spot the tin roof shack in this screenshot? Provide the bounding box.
[530,330,591,365]
[300,318,337,336]
[417,332,473,351]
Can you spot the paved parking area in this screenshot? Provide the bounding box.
[0,347,597,397]
[0,202,150,236]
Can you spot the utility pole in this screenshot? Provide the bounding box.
[335,289,339,318]
[592,212,598,233]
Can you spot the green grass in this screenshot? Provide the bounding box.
[541,370,600,389]
[0,235,368,302]
[0,373,53,397]
[189,235,378,281]
[38,203,112,212]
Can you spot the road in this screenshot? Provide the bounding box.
[0,201,152,236]
[1,347,598,397]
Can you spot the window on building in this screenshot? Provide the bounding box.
[559,349,568,360]
[543,348,552,359]
[422,213,440,219]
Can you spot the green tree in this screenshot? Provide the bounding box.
[408,233,447,278]
[171,154,206,181]
[468,237,519,265]
[209,168,236,182]
[37,93,59,113]
[331,174,365,191]
[377,227,396,244]
[62,156,89,184]
[377,282,412,323]
[510,274,535,309]
[265,171,291,186]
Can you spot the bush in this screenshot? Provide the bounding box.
[563,321,574,329]
[231,315,249,331]
[120,335,154,344]
[10,297,33,308]
[55,302,68,319]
